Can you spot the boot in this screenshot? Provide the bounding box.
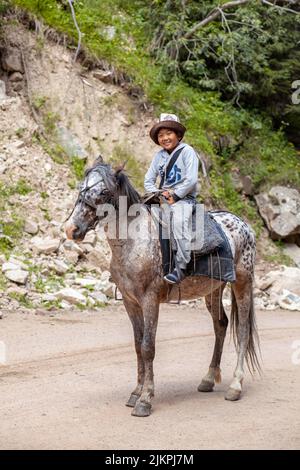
[163,267,186,284]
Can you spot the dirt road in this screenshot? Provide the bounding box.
[0,303,299,450]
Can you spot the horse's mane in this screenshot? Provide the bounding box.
[85,161,141,208]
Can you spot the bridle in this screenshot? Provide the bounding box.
[64,171,113,230]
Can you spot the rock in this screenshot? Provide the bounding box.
[73,278,98,287]
[81,230,97,246]
[7,286,28,296]
[81,243,94,253]
[41,293,57,302]
[1,49,24,73]
[12,82,23,92]
[283,244,300,268]
[241,175,254,196]
[89,291,108,304]
[54,288,87,305]
[0,80,7,101]
[93,70,114,83]
[6,139,25,151]
[63,240,84,255]
[86,247,110,270]
[62,250,79,265]
[24,220,39,235]
[31,237,60,254]
[278,289,300,311]
[255,186,300,239]
[56,125,87,159]
[3,259,27,271]
[230,169,243,193]
[8,72,23,82]
[60,300,72,309]
[87,296,96,307]
[4,269,29,285]
[99,271,115,298]
[256,266,300,296]
[51,259,69,275]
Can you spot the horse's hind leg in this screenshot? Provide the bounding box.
[198,284,228,393]
[123,297,145,408]
[225,270,254,401]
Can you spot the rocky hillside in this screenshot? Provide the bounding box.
[0,21,156,312]
[1,8,300,314]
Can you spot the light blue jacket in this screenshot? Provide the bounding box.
[144,142,199,199]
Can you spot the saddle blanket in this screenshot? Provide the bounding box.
[159,211,236,283]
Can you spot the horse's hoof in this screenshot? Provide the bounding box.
[198,380,214,392]
[131,400,152,417]
[225,387,241,401]
[126,393,139,408]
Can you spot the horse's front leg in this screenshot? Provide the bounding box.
[132,294,159,417]
[123,297,145,408]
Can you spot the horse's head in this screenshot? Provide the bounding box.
[65,156,118,241]
[65,156,141,241]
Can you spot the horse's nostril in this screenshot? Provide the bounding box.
[73,227,84,241]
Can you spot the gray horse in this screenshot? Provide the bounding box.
[65,158,260,417]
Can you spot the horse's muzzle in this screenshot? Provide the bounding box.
[65,223,85,241]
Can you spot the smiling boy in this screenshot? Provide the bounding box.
[144,114,199,284]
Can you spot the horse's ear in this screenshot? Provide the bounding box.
[113,160,127,176]
[93,154,104,166]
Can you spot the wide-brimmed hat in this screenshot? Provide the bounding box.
[150,113,186,145]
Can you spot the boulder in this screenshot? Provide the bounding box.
[86,246,110,270]
[0,80,7,101]
[256,266,300,296]
[255,186,300,239]
[8,72,23,82]
[81,230,97,246]
[2,260,27,272]
[56,125,87,159]
[24,220,39,235]
[241,175,254,196]
[63,240,84,255]
[54,288,87,305]
[278,290,300,311]
[1,48,24,73]
[93,70,114,83]
[89,291,108,304]
[4,269,28,285]
[31,237,61,254]
[283,244,300,268]
[73,277,98,288]
[50,259,69,275]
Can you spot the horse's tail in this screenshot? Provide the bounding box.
[230,285,262,374]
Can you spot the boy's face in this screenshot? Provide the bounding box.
[157,128,180,152]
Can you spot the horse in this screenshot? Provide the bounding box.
[65,157,260,417]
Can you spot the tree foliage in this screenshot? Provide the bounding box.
[142,0,300,145]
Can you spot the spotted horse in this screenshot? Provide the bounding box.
[65,157,260,417]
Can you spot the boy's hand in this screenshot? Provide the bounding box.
[162,191,175,204]
[166,196,175,205]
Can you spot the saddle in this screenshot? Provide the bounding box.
[158,206,236,283]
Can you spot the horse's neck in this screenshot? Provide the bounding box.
[105,206,158,257]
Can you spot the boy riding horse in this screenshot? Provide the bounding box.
[144,114,199,284]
